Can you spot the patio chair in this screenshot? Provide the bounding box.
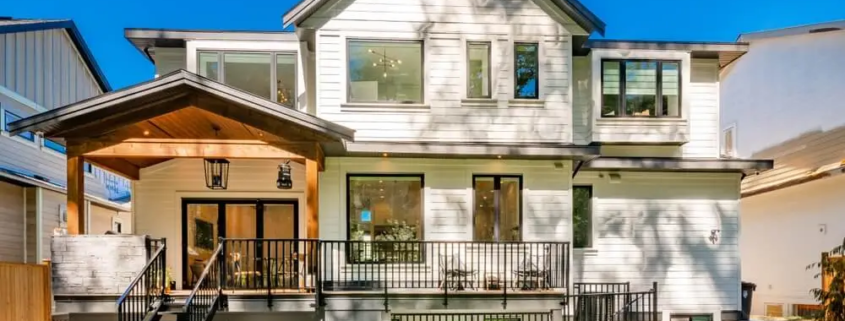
[513,245,551,291]
[438,253,476,291]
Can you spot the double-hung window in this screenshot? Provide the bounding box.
[347,40,424,104]
[198,51,297,108]
[514,43,539,99]
[473,175,522,242]
[3,110,34,141]
[602,59,681,117]
[347,174,424,263]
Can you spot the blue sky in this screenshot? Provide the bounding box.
[5,0,845,90]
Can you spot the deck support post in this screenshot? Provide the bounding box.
[306,159,319,239]
[66,156,86,235]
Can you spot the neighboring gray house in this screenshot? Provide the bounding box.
[721,20,845,318]
[10,2,772,321]
[0,18,132,264]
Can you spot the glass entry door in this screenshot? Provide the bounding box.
[183,199,298,288]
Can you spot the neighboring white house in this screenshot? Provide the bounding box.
[0,18,133,264]
[10,2,772,321]
[720,20,845,318]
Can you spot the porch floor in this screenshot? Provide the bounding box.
[168,288,566,297]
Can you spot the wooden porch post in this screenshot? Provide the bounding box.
[66,156,86,235]
[306,159,319,239]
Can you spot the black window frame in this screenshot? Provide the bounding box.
[346,39,425,104]
[196,50,298,108]
[345,173,426,241]
[466,41,492,99]
[3,110,35,142]
[572,185,593,249]
[513,42,539,100]
[472,174,523,242]
[601,59,682,118]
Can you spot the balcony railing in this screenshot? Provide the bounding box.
[320,240,569,306]
[217,239,319,293]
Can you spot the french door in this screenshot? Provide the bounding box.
[181,199,298,288]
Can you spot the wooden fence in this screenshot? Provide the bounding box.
[0,261,52,321]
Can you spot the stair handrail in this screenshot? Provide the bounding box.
[117,238,167,321]
[183,239,225,321]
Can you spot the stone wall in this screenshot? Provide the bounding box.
[51,235,149,295]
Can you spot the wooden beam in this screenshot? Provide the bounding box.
[84,139,308,160]
[66,156,86,235]
[86,158,141,180]
[305,159,319,239]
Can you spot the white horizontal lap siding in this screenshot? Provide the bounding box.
[572,57,591,145]
[683,60,720,158]
[318,158,572,279]
[314,0,573,143]
[0,29,102,109]
[133,159,308,289]
[573,171,741,313]
[154,48,187,77]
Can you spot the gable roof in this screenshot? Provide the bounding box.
[0,18,112,92]
[282,0,606,36]
[8,70,355,142]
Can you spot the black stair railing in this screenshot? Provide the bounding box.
[117,237,167,321]
[568,282,660,321]
[183,239,225,321]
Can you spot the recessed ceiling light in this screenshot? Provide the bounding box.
[142,130,150,136]
[382,153,388,157]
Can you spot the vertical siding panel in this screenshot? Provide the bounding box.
[0,35,6,87]
[44,31,53,109]
[25,32,36,101]
[4,34,14,88]
[15,33,25,93]
[34,31,44,106]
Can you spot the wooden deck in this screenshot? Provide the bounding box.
[168,288,566,298]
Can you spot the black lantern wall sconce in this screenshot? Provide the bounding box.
[277,160,293,189]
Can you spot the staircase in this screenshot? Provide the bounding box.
[180,242,225,321]
[116,238,168,321]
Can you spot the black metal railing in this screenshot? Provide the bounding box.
[183,241,224,321]
[574,282,631,295]
[392,311,552,321]
[219,239,319,293]
[117,238,167,321]
[568,282,659,321]
[145,237,165,261]
[320,240,569,306]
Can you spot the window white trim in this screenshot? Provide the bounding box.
[722,123,737,158]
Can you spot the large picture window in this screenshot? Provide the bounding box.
[474,175,521,242]
[197,51,297,108]
[347,175,423,263]
[602,59,681,117]
[347,40,423,104]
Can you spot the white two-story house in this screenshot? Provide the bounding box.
[721,20,845,319]
[9,2,771,321]
[0,18,132,265]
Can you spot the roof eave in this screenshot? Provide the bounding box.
[0,20,112,92]
[584,157,774,175]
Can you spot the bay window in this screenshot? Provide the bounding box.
[602,59,681,117]
[347,40,423,104]
[197,51,297,108]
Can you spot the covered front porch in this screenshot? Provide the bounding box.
[9,70,355,291]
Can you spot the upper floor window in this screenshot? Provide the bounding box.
[3,110,35,141]
[602,60,680,118]
[44,139,66,154]
[467,42,491,99]
[347,40,423,104]
[514,43,539,99]
[198,51,297,108]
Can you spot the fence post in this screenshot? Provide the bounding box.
[652,281,659,321]
[43,259,53,320]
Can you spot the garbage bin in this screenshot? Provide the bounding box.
[741,282,757,320]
